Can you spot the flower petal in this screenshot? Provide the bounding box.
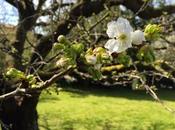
[116,17,133,34]
[106,21,119,38]
[131,30,145,45]
[115,39,132,53]
[104,39,118,53]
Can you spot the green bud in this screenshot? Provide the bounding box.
[86,48,93,55]
[102,53,112,60]
[93,47,106,54]
[144,24,162,40]
[26,74,37,85]
[31,82,44,88]
[71,43,84,54]
[57,35,67,43]
[53,43,65,52]
[6,68,25,79]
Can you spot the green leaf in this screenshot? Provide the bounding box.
[53,43,65,52]
[137,45,155,64]
[117,52,132,67]
[88,67,102,80]
[6,68,25,80]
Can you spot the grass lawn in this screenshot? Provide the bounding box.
[37,87,175,130]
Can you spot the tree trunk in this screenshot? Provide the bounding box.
[0,94,40,130]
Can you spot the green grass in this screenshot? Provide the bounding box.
[37,88,175,130]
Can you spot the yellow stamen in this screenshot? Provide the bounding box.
[118,33,127,41]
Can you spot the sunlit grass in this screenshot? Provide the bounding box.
[38,88,175,130]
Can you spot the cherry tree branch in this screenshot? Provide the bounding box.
[0,67,74,101]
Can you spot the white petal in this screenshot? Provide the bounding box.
[85,55,97,65]
[116,41,128,53]
[116,39,132,53]
[131,30,145,45]
[106,21,119,38]
[104,39,118,53]
[125,34,132,48]
[116,17,133,34]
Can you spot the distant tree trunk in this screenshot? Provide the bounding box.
[0,94,40,130]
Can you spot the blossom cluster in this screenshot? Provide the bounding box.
[105,17,145,54]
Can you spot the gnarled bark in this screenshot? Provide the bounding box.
[0,95,39,130]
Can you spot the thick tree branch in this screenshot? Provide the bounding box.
[0,67,74,101]
[6,0,44,69]
[5,0,24,11]
[122,0,175,19]
[37,0,47,11]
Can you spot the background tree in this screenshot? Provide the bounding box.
[0,0,175,130]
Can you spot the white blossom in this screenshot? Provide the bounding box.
[85,55,97,65]
[131,30,145,45]
[105,17,133,53]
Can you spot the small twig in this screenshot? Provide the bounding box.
[88,12,109,31]
[131,74,175,114]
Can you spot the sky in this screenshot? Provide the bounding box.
[0,0,175,25]
[0,0,18,25]
[0,0,75,25]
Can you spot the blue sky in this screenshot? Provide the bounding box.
[0,0,18,25]
[0,0,175,25]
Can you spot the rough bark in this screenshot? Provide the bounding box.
[0,95,40,130]
[1,1,43,129]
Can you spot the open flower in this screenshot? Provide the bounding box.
[105,17,133,53]
[131,30,145,45]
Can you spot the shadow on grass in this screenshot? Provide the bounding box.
[60,85,175,102]
[39,93,61,103]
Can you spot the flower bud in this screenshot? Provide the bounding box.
[131,30,145,45]
[93,47,105,54]
[6,68,25,79]
[26,74,37,85]
[86,48,93,55]
[53,43,65,52]
[71,43,84,54]
[56,57,70,68]
[57,35,67,43]
[85,55,97,65]
[144,24,162,40]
